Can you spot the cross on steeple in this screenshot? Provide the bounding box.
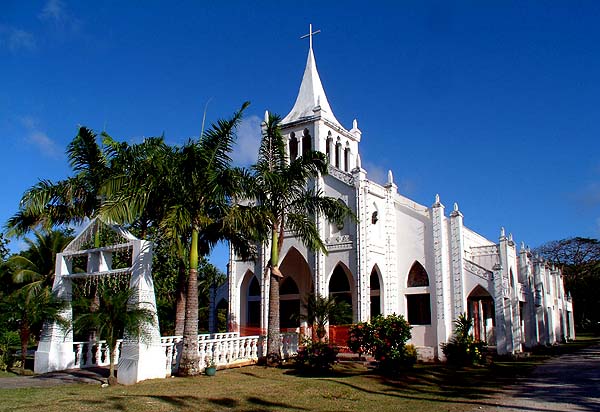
[300,23,321,50]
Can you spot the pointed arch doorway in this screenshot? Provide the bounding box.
[468,285,495,344]
[279,247,313,331]
[328,263,354,325]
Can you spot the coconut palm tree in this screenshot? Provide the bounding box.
[247,113,353,363]
[6,127,110,238]
[72,283,155,385]
[100,102,258,376]
[1,286,68,371]
[8,229,73,295]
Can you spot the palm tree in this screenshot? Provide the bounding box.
[8,229,73,295]
[301,294,351,341]
[1,286,68,370]
[6,127,110,238]
[100,102,257,376]
[72,283,155,385]
[247,113,353,363]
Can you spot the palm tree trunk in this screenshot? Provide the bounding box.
[178,230,200,376]
[174,259,187,336]
[267,272,281,364]
[19,324,30,370]
[266,228,281,364]
[108,344,117,385]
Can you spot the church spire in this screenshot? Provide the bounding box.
[281,24,342,127]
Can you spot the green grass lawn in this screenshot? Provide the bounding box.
[1,335,597,412]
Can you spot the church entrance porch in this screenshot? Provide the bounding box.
[468,285,496,344]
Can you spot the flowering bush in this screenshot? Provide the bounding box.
[441,313,486,365]
[347,321,372,356]
[294,338,339,373]
[347,314,414,372]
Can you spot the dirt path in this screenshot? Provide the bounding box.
[479,344,600,411]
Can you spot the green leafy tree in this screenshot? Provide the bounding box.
[246,113,353,363]
[1,287,68,370]
[73,284,155,385]
[535,237,600,332]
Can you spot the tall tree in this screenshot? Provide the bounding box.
[536,237,600,331]
[8,229,73,295]
[1,286,68,369]
[101,102,257,376]
[247,113,353,363]
[6,127,110,238]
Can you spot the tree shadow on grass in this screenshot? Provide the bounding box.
[320,378,547,412]
[247,396,308,410]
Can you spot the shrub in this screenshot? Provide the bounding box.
[294,339,339,373]
[441,313,486,365]
[0,331,19,372]
[347,321,372,356]
[347,314,414,372]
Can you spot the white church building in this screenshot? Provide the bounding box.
[226,36,575,359]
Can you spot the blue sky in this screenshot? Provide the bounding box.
[1,1,599,272]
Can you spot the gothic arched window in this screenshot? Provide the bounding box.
[280,277,300,329]
[406,261,431,325]
[335,140,341,168]
[407,261,429,287]
[344,145,350,171]
[290,132,298,162]
[302,129,311,155]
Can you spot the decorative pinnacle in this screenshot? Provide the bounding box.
[264,110,269,123]
[500,227,506,238]
[356,153,362,168]
[387,170,394,185]
[353,118,358,129]
[453,202,459,212]
[435,194,440,204]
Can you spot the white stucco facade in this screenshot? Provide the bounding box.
[227,44,575,359]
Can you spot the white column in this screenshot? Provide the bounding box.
[34,253,75,373]
[431,195,452,357]
[118,240,166,385]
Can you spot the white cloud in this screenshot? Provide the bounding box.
[0,25,36,52]
[28,131,61,158]
[19,116,61,159]
[39,0,67,23]
[363,161,387,186]
[231,115,261,166]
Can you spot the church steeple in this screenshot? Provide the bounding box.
[281,25,342,127]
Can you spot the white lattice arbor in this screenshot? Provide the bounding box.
[34,218,166,385]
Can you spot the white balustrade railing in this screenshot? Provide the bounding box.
[73,339,122,368]
[73,331,297,376]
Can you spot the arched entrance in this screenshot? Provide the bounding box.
[280,277,300,330]
[279,247,313,331]
[240,270,261,335]
[328,263,354,324]
[467,285,495,344]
